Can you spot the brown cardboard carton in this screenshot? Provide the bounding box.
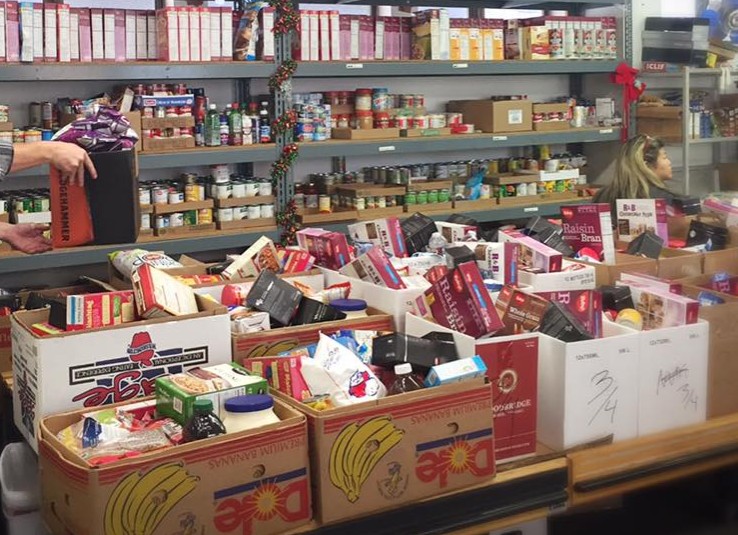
[636,105,682,142]
[446,99,532,133]
[233,310,394,360]
[657,248,702,280]
[0,316,10,373]
[573,252,657,286]
[40,397,312,535]
[703,247,738,275]
[681,284,738,418]
[276,378,495,524]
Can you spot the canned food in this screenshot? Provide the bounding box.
[152,186,168,205]
[258,181,272,197]
[168,191,184,204]
[417,191,428,204]
[0,199,7,214]
[430,114,446,129]
[41,129,53,141]
[355,197,365,210]
[247,205,262,219]
[155,215,170,229]
[427,190,439,204]
[41,102,53,130]
[141,213,151,230]
[413,115,429,129]
[231,181,247,198]
[234,206,249,220]
[214,182,232,200]
[143,107,155,119]
[25,130,41,144]
[155,106,166,119]
[446,112,463,126]
[244,181,259,197]
[211,164,230,183]
[415,95,425,108]
[32,197,45,212]
[377,196,386,208]
[365,196,376,209]
[29,102,41,127]
[170,212,184,227]
[12,129,24,143]
[480,184,491,199]
[139,187,151,206]
[184,210,198,226]
[217,208,234,222]
[198,208,213,224]
[394,115,410,129]
[405,192,417,205]
[0,105,8,123]
[261,204,275,218]
[400,94,414,109]
[184,183,199,203]
[439,189,450,203]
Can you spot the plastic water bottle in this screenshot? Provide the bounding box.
[205,104,221,147]
[427,232,448,255]
[389,363,424,395]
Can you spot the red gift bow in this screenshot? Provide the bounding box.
[611,62,646,141]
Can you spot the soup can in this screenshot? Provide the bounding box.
[247,205,262,219]
[170,212,184,227]
[217,208,233,222]
[140,213,151,230]
[198,208,213,224]
[155,215,170,229]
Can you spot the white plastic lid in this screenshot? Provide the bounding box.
[394,363,412,375]
[209,104,217,110]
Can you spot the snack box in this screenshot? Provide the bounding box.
[223,236,281,279]
[499,229,563,273]
[155,362,268,425]
[297,228,353,270]
[495,285,550,335]
[619,271,682,294]
[536,289,602,338]
[242,356,312,401]
[424,356,487,386]
[620,281,699,330]
[347,217,408,258]
[435,221,476,243]
[339,246,406,290]
[132,264,199,318]
[561,203,616,264]
[64,290,135,331]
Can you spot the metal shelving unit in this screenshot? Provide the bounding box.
[296,0,624,7]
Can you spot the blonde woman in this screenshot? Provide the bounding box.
[593,134,677,211]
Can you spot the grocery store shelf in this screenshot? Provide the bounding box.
[689,136,738,145]
[11,145,278,177]
[294,458,567,535]
[295,60,620,78]
[299,128,621,159]
[0,61,275,82]
[297,0,623,7]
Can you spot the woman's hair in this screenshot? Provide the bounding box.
[596,135,669,206]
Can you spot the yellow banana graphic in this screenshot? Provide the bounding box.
[103,462,198,535]
[328,417,404,503]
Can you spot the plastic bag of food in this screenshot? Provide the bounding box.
[110,249,183,279]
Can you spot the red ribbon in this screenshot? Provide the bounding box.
[610,62,646,141]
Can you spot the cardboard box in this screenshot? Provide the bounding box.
[561,203,616,264]
[43,4,56,62]
[406,313,538,463]
[339,247,406,290]
[132,264,199,319]
[636,105,682,142]
[12,295,230,451]
[616,199,669,244]
[275,378,494,524]
[538,321,639,450]
[536,289,603,338]
[703,246,738,275]
[78,8,91,63]
[518,260,596,292]
[156,7,178,62]
[657,248,702,280]
[347,218,407,259]
[233,311,393,361]
[40,397,312,535]
[637,320,709,435]
[446,99,533,134]
[156,362,268,424]
[499,229,563,273]
[321,268,428,331]
[624,281,699,330]
[573,252,658,286]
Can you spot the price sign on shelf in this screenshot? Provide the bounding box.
[523,207,539,213]
[599,128,614,134]
[452,63,469,69]
[492,136,508,141]
[346,63,364,70]
[378,146,396,153]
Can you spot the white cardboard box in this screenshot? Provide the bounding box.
[538,320,639,451]
[12,297,231,452]
[136,10,147,60]
[321,268,427,330]
[518,260,596,292]
[125,10,136,61]
[192,271,324,302]
[637,320,708,436]
[102,9,115,61]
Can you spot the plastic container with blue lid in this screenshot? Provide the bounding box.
[222,394,280,434]
[329,298,368,319]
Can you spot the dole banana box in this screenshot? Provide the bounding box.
[39,397,312,535]
[275,377,495,524]
[12,294,230,452]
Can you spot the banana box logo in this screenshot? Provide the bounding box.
[69,332,209,407]
[415,428,495,488]
[213,468,310,535]
[103,461,199,535]
[329,416,405,503]
[377,461,409,500]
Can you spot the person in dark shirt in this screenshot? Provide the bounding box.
[593,134,677,212]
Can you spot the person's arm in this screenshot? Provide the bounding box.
[10,141,97,186]
[0,140,13,180]
[0,221,51,254]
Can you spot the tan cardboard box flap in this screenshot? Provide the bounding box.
[658,248,703,279]
[575,252,657,286]
[40,396,312,535]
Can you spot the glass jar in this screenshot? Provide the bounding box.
[222,395,280,434]
[374,112,391,129]
[355,88,372,111]
[356,111,373,130]
[372,88,390,111]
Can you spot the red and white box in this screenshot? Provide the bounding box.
[102,9,115,61]
[113,9,125,62]
[209,6,221,61]
[299,10,310,61]
[69,7,79,62]
[135,10,147,60]
[309,10,319,61]
[499,229,563,273]
[464,241,518,285]
[436,221,476,243]
[32,3,42,62]
[156,7,178,62]
[78,8,92,63]
[220,6,232,60]
[517,260,596,292]
[374,15,385,60]
[386,16,401,60]
[619,271,682,294]
[536,289,603,338]
[125,9,136,61]
[416,262,504,339]
[297,228,353,270]
[188,6,200,61]
[199,7,211,62]
[56,4,70,63]
[400,17,412,59]
[42,4,56,62]
[360,15,374,61]
[260,6,274,61]
[18,1,33,63]
[132,264,199,319]
[146,10,157,60]
[319,10,330,61]
[348,217,408,259]
[243,356,312,401]
[561,203,616,263]
[495,285,549,336]
[177,7,189,61]
[0,2,6,62]
[6,1,19,63]
[330,10,340,60]
[621,281,699,330]
[90,8,104,61]
[339,246,406,290]
[615,198,669,245]
[349,15,360,60]
[281,249,316,274]
[65,290,135,332]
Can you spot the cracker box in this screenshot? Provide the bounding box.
[339,246,406,290]
[624,281,699,330]
[12,295,230,451]
[616,198,669,244]
[155,362,268,424]
[347,217,408,258]
[463,241,518,285]
[499,229,563,273]
[435,221,476,243]
[40,397,312,535]
[223,236,281,280]
[65,290,136,331]
[297,228,352,270]
[275,378,494,524]
[536,289,602,338]
[561,203,616,263]
[242,356,312,401]
[495,285,549,335]
[132,264,199,319]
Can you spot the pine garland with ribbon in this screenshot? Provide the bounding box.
[273,109,297,136]
[269,0,299,36]
[276,199,299,246]
[268,59,298,94]
[271,143,300,245]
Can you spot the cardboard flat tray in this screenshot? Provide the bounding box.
[407,180,454,192]
[400,127,453,138]
[489,173,540,185]
[154,223,217,237]
[453,198,497,211]
[0,122,13,132]
[142,136,196,152]
[215,195,275,208]
[152,199,214,214]
[139,204,154,214]
[356,206,405,220]
[404,201,453,214]
[216,218,276,231]
[298,209,357,225]
[337,184,407,197]
[331,127,400,140]
[140,116,196,129]
[534,121,571,132]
